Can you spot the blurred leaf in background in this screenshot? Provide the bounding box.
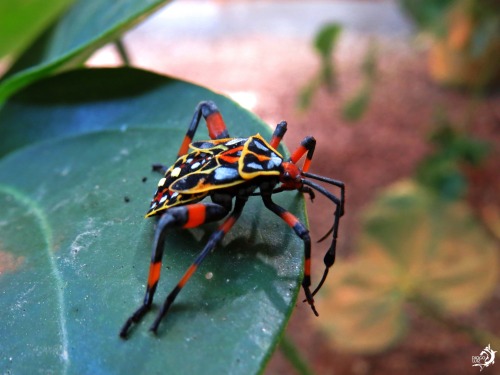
[312,180,499,353]
[399,0,456,37]
[298,23,342,110]
[314,23,343,90]
[0,0,75,60]
[299,21,378,123]
[416,109,490,201]
[400,0,500,88]
[341,41,378,122]
[0,0,173,103]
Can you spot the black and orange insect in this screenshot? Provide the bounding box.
[119,101,345,338]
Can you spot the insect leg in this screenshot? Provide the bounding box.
[151,163,168,174]
[251,185,315,202]
[270,121,287,149]
[149,197,247,334]
[302,172,345,216]
[301,177,344,297]
[119,202,229,339]
[177,101,230,157]
[289,136,316,173]
[261,194,318,316]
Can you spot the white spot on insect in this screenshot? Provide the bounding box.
[160,196,167,204]
[171,192,179,198]
[247,162,263,170]
[171,167,182,177]
[198,142,212,149]
[226,138,246,145]
[254,139,268,151]
[191,162,201,169]
[267,156,282,168]
[186,158,193,163]
[214,167,239,181]
[158,177,167,186]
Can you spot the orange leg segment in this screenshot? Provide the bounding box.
[119,202,229,338]
[270,121,288,149]
[177,101,230,157]
[289,136,316,173]
[149,197,247,334]
[261,194,318,316]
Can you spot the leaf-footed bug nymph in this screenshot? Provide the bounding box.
[120,101,345,338]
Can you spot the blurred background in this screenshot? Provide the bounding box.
[92,0,499,374]
[3,0,499,374]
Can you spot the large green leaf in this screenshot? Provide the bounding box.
[0,68,306,374]
[0,0,75,59]
[0,0,173,102]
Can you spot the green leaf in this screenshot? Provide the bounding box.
[416,122,490,200]
[0,68,306,374]
[341,83,372,122]
[297,77,320,111]
[314,23,342,89]
[313,23,342,61]
[0,0,173,102]
[312,180,498,353]
[341,42,377,122]
[399,0,455,36]
[297,23,343,111]
[0,0,75,59]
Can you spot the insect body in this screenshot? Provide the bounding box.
[120,101,345,338]
[146,135,283,217]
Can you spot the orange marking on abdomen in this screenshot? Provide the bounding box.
[148,262,162,288]
[219,155,240,164]
[207,113,227,139]
[256,154,271,162]
[178,264,198,288]
[184,204,207,228]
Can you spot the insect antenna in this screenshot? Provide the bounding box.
[302,172,344,243]
[301,174,344,297]
[302,172,345,214]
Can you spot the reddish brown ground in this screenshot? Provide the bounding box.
[91,21,500,374]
